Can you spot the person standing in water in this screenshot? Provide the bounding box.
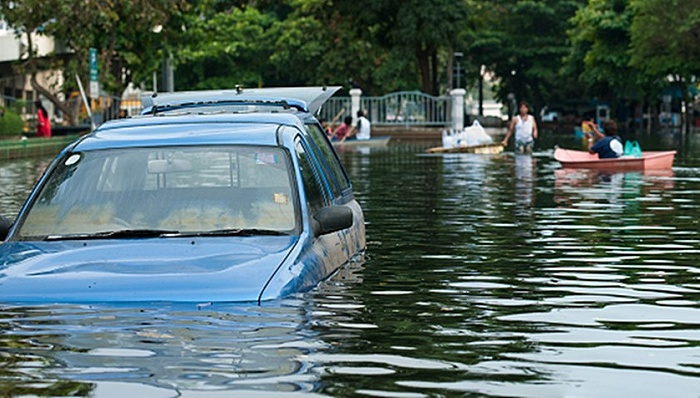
[502,101,538,154]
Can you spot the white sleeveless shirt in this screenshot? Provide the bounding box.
[514,115,534,143]
[356,116,371,140]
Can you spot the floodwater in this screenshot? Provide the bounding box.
[1,129,700,397]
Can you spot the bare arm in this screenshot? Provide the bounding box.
[585,122,599,154]
[328,108,345,131]
[532,116,538,140]
[330,108,345,125]
[340,126,357,142]
[501,118,516,146]
[584,121,604,140]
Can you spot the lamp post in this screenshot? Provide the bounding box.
[454,52,463,89]
[479,65,485,117]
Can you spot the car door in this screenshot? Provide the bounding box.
[303,121,365,255]
[293,136,352,278]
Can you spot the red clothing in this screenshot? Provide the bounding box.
[36,110,51,137]
[333,123,351,140]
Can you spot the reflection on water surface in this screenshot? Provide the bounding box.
[1,134,700,396]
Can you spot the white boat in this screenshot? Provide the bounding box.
[425,143,504,154]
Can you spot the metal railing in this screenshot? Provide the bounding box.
[320,91,451,127]
[6,90,452,132]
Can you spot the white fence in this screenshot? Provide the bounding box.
[320,90,453,127]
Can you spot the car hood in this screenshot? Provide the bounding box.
[0,236,298,303]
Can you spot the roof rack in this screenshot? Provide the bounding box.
[141,86,341,116]
[143,98,304,116]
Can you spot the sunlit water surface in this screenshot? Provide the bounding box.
[2,130,700,397]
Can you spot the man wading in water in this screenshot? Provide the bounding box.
[502,101,538,154]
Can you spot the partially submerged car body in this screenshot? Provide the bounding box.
[0,88,365,304]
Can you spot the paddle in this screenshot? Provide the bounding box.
[327,108,345,132]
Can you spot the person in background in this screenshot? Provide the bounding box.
[585,119,623,159]
[341,109,371,142]
[35,100,51,138]
[501,101,538,154]
[354,109,371,140]
[581,117,595,136]
[322,108,346,138]
[330,116,353,141]
[319,118,331,134]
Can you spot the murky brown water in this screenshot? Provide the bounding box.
[1,129,700,397]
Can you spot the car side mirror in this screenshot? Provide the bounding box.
[0,215,12,241]
[313,205,353,236]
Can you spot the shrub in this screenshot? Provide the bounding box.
[0,107,25,137]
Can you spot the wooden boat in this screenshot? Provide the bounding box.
[332,135,391,148]
[425,143,504,155]
[554,147,676,170]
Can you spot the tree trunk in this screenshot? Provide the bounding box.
[30,76,78,125]
[430,49,438,96]
[24,30,78,125]
[416,45,432,94]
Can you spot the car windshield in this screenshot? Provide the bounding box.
[16,145,297,240]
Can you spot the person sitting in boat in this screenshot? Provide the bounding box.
[585,119,623,159]
[320,118,331,135]
[340,110,371,142]
[354,109,371,140]
[501,101,538,154]
[330,116,353,141]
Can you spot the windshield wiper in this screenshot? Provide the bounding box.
[176,228,289,237]
[44,229,180,241]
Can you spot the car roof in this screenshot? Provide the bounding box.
[74,112,307,151]
[141,86,341,116]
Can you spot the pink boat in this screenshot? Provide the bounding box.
[554,147,676,171]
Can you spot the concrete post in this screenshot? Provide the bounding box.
[450,88,466,131]
[350,88,362,126]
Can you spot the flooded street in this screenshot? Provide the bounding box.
[2,129,700,397]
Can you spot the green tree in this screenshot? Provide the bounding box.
[173,2,277,89]
[324,0,468,95]
[564,0,647,105]
[1,0,188,124]
[469,0,585,113]
[629,0,700,129]
[268,0,381,92]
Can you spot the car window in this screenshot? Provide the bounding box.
[17,146,297,239]
[305,122,351,194]
[294,138,327,213]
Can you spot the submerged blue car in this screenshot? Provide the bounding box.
[0,87,365,303]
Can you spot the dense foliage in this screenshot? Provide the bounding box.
[2,0,699,124]
[0,107,25,136]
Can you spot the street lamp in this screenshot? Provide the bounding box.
[454,52,463,89]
